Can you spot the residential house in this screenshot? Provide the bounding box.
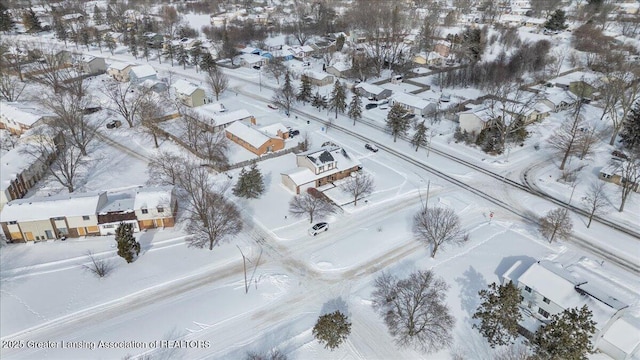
[552,71,601,98]
[389,93,437,117]
[237,53,265,68]
[520,102,553,124]
[172,80,206,107]
[259,122,289,139]
[107,62,134,82]
[412,52,444,67]
[0,101,55,135]
[458,105,495,135]
[502,259,639,360]
[129,64,158,84]
[0,192,108,241]
[1,144,51,210]
[599,162,640,192]
[290,45,315,60]
[80,55,106,75]
[355,82,392,100]
[281,145,361,194]
[96,190,139,236]
[225,121,284,155]
[134,186,177,229]
[538,89,578,112]
[303,71,334,87]
[193,106,255,132]
[433,40,451,58]
[143,32,164,48]
[326,62,352,78]
[523,17,546,28]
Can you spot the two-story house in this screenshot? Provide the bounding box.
[134,186,177,229]
[172,79,206,108]
[107,62,134,82]
[0,101,55,135]
[281,145,361,194]
[129,64,158,85]
[1,144,51,211]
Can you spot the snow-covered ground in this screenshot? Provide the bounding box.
[1,19,640,360]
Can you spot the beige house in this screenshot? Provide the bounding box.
[134,186,177,229]
[0,101,54,135]
[303,71,334,87]
[1,144,52,211]
[326,62,352,78]
[0,192,107,241]
[281,145,361,194]
[599,163,640,193]
[107,62,134,82]
[225,121,284,155]
[172,79,206,107]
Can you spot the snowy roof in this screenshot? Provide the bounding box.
[284,146,361,186]
[0,145,40,192]
[329,62,351,72]
[281,167,316,185]
[0,101,52,126]
[212,109,252,127]
[460,105,496,123]
[355,82,388,96]
[304,70,332,81]
[601,317,640,354]
[543,89,577,106]
[225,122,273,149]
[391,93,433,110]
[237,53,264,64]
[517,260,582,309]
[0,192,105,222]
[98,190,135,214]
[553,71,601,86]
[172,79,201,96]
[129,64,157,78]
[108,62,133,71]
[133,186,173,209]
[259,123,288,137]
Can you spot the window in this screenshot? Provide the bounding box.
[524,286,532,293]
[157,207,164,213]
[141,208,148,214]
[53,216,65,221]
[8,221,17,225]
[538,308,550,318]
[82,215,90,221]
[103,224,115,229]
[543,297,550,304]
[58,227,68,235]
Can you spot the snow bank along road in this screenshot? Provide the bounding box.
[225,81,638,274]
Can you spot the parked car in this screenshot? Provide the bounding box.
[106,120,122,129]
[267,104,278,110]
[253,65,261,70]
[365,103,378,110]
[379,104,389,110]
[82,106,102,114]
[309,222,329,236]
[289,129,300,137]
[365,143,379,152]
[612,150,629,160]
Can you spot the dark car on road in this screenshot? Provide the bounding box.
[365,143,379,152]
[365,103,378,110]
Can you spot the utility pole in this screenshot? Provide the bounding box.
[237,245,249,294]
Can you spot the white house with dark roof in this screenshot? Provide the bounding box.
[281,145,361,194]
[129,64,158,84]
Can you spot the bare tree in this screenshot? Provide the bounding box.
[615,155,640,212]
[102,82,151,127]
[82,251,114,278]
[137,93,168,148]
[372,270,454,353]
[43,90,98,156]
[548,101,587,170]
[0,72,25,101]
[207,67,228,101]
[582,181,608,228]
[245,349,287,360]
[147,152,186,186]
[341,172,374,206]
[198,130,230,169]
[413,207,465,258]
[539,208,573,243]
[263,56,287,85]
[604,70,640,145]
[22,128,84,193]
[288,192,336,224]
[493,343,535,360]
[185,189,242,250]
[26,47,77,94]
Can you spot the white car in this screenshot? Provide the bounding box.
[309,222,329,236]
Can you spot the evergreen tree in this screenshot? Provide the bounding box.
[140,37,150,61]
[22,8,42,33]
[534,305,596,360]
[297,75,313,104]
[472,281,522,348]
[200,52,216,73]
[544,9,568,31]
[177,46,189,69]
[128,32,138,59]
[620,100,640,153]
[411,121,429,151]
[232,164,265,199]
[0,2,15,32]
[272,71,296,116]
[93,5,104,25]
[81,29,91,51]
[312,311,351,351]
[115,223,141,263]
[106,5,116,28]
[329,80,347,119]
[53,15,68,44]
[312,91,328,111]
[386,103,410,142]
[347,93,362,126]
[190,45,202,72]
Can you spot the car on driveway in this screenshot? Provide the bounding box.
[309,222,329,236]
[365,143,379,152]
[106,120,122,129]
[289,129,300,137]
[365,103,378,110]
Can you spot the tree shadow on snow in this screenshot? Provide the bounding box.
[455,266,487,318]
[137,229,156,255]
[320,296,350,317]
